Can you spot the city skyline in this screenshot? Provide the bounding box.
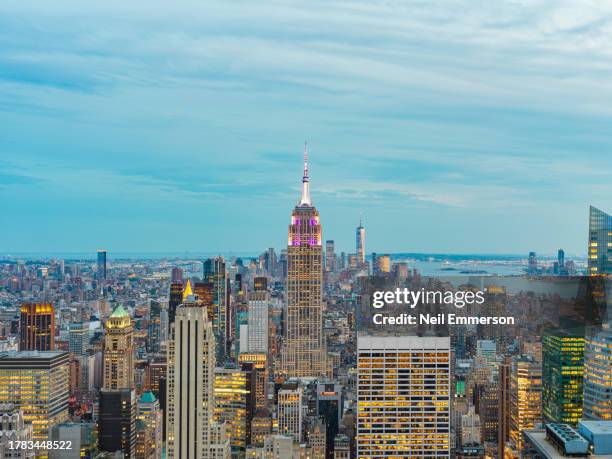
[1,1,612,254]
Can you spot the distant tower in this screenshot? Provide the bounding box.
[280,143,326,378]
[325,240,336,273]
[103,305,134,390]
[19,303,55,351]
[166,290,230,458]
[588,206,612,275]
[356,218,365,266]
[528,251,537,274]
[97,250,107,281]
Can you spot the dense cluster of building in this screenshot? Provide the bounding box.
[0,152,610,458]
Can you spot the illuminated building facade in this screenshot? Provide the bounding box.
[588,206,612,275]
[583,323,612,420]
[0,351,69,440]
[168,282,184,325]
[214,366,254,454]
[508,355,542,454]
[247,278,269,354]
[356,335,451,458]
[103,304,134,390]
[238,353,267,411]
[136,391,162,459]
[277,383,303,443]
[166,293,230,459]
[280,144,326,378]
[203,257,229,362]
[542,331,584,424]
[19,303,54,351]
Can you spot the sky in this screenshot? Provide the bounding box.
[1,0,611,256]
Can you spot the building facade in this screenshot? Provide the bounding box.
[357,335,451,457]
[280,145,326,378]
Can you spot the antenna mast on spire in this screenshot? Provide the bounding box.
[298,141,312,206]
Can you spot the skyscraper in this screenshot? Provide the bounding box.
[508,355,542,454]
[588,206,612,275]
[542,330,584,424]
[214,366,254,454]
[19,302,55,351]
[203,257,229,362]
[325,240,336,273]
[97,249,107,281]
[277,383,303,443]
[137,391,162,459]
[103,305,134,390]
[168,281,184,325]
[247,277,269,354]
[357,335,451,457]
[356,218,365,266]
[583,323,612,420]
[280,143,326,378]
[166,291,230,458]
[98,388,136,457]
[0,351,69,440]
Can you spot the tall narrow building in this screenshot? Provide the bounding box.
[203,257,229,362]
[280,143,326,378]
[103,305,134,390]
[356,219,365,266]
[166,290,230,458]
[97,249,108,281]
[588,206,612,275]
[19,302,55,351]
[583,323,612,420]
[542,330,584,424]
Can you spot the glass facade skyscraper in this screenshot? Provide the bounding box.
[542,330,585,424]
[588,206,612,275]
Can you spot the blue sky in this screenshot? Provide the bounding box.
[1,0,611,256]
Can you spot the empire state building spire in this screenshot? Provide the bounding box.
[298,141,311,207]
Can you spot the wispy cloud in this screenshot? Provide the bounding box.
[0,0,610,253]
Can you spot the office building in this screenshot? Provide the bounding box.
[247,277,269,354]
[203,257,229,362]
[166,292,230,458]
[68,321,88,356]
[0,351,69,440]
[509,355,542,454]
[136,391,162,459]
[542,330,584,424]
[316,382,343,459]
[238,353,268,410]
[19,303,55,351]
[588,206,612,275]
[357,335,451,457]
[98,388,136,457]
[214,366,254,454]
[583,323,612,420]
[103,304,134,390]
[277,383,303,443]
[97,249,107,281]
[325,240,336,273]
[168,282,184,325]
[280,145,326,378]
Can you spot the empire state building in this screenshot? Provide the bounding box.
[280,143,327,378]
